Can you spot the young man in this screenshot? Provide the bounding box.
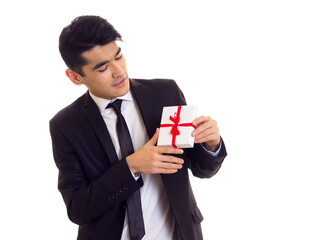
[50,15,227,240]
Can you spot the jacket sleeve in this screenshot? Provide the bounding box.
[173,81,227,178]
[49,119,143,225]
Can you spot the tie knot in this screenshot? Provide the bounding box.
[106,99,122,115]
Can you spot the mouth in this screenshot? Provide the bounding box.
[112,77,127,87]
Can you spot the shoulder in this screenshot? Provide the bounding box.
[50,92,88,126]
[131,78,178,89]
[130,78,186,105]
[130,78,182,96]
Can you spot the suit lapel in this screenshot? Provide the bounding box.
[130,79,187,201]
[80,79,162,165]
[130,79,159,139]
[82,92,119,165]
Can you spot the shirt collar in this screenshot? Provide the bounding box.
[89,90,134,113]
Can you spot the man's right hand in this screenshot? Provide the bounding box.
[126,128,184,174]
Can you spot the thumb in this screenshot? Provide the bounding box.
[147,128,160,146]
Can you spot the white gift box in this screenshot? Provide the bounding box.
[157,105,198,148]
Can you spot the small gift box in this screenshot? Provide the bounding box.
[157,105,198,148]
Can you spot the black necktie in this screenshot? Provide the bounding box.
[106,99,145,240]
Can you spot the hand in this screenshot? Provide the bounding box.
[126,128,184,175]
[192,116,221,152]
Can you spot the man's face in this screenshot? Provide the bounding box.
[75,41,129,100]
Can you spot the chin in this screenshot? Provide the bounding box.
[122,78,130,92]
[115,82,129,98]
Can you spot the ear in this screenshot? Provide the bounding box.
[65,69,84,86]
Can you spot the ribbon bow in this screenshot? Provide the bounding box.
[160,106,196,148]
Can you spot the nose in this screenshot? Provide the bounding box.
[111,61,125,79]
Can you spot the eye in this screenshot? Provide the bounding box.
[116,54,123,61]
[98,65,108,72]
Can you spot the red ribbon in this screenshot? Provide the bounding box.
[160,106,196,148]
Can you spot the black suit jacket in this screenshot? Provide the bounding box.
[50,79,227,240]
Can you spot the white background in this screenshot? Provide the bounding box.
[1,0,325,239]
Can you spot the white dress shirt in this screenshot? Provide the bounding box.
[89,91,175,240]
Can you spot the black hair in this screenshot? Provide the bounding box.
[59,15,122,76]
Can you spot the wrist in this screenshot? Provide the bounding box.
[126,155,138,175]
[203,139,220,152]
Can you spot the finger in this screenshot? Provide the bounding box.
[192,122,211,137]
[156,146,184,155]
[192,116,211,127]
[154,168,178,174]
[154,161,183,173]
[159,163,183,172]
[148,157,183,174]
[192,119,217,137]
[195,132,218,143]
[160,155,184,164]
[195,130,220,145]
[192,124,219,138]
[146,128,160,146]
[192,116,213,136]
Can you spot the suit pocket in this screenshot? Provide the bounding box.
[191,205,204,224]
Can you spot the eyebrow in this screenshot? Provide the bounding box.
[92,47,122,71]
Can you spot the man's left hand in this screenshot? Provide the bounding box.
[192,116,221,152]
